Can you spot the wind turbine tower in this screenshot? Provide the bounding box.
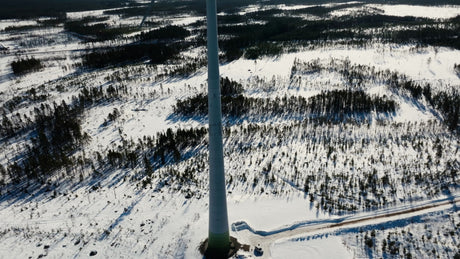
[141,0,231,255]
[139,0,154,27]
[205,0,230,256]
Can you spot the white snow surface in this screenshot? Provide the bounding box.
[276,4,316,11]
[0,5,460,259]
[66,8,119,19]
[170,15,204,26]
[229,194,329,231]
[1,42,457,257]
[272,235,353,259]
[370,4,460,19]
[221,44,460,94]
[0,20,37,31]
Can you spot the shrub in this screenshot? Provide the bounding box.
[11,58,42,75]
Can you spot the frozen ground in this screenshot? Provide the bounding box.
[370,4,460,19]
[0,3,459,259]
[272,235,353,259]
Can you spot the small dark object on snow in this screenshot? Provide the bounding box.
[254,246,263,256]
[89,251,97,256]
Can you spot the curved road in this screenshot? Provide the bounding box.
[232,195,460,258]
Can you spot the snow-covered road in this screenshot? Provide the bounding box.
[233,194,460,258]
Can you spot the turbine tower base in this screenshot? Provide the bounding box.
[200,236,241,259]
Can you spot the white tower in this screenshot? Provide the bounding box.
[205,0,230,256]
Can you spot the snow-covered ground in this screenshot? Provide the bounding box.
[369,4,460,19]
[0,2,459,258]
[272,235,353,259]
[0,20,38,31]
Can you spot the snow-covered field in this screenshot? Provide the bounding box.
[0,2,459,258]
[370,4,460,19]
